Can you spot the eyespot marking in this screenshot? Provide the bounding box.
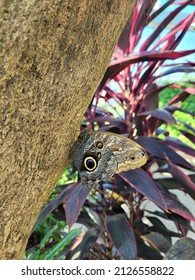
[96,141,103,149]
[97,152,101,159]
[84,156,97,171]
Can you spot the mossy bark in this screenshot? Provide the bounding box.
[0,0,136,259]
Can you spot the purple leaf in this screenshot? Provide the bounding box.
[104,86,125,102]
[138,109,176,124]
[64,183,91,228]
[33,184,74,230]
[136,137,194,170]
[156,128,169,137]
[152,13,195,52]
[86,117,127,132]
[148,0,175,23]
[170,13,195,50]
[66,230,99,260]
[105,214,137,260]
[164,238,195,260]
[159,187,195,222]
[132,1,155,36]
[168,87,195,105]
[168,213,193,235]
[160,66,195,77]
[140,0,193,52]
[164,105,195,117]
[177,120,195,134]
[95,50,195,94]
[136,234,162,260]
[143,232,172,253]
[164,137,195,157]
[135,63,156,94]
[119,169,166,210]
[180,130,195,144]
[147,216,181,238]
[166,159,195,199]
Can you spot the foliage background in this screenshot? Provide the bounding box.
[26,0,195,260]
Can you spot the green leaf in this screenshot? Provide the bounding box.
[39,224,58,249]
[25,249,41,260]
[41,228,81,260]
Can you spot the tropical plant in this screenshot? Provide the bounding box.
[27,0,195,260]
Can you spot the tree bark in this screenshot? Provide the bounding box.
[0,0,136,259]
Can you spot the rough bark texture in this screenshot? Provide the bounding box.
[0,0,136,259]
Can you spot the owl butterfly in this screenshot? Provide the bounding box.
[71,130,148,188]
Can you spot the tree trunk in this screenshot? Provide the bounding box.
[0,0,136,259]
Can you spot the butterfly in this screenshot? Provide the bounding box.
[70,130,148,187]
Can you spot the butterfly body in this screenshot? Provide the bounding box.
[71,130,148,187]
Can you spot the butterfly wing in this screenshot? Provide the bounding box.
[91,131,148,173]
[71,131,118,186]
[71,130,148,187]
